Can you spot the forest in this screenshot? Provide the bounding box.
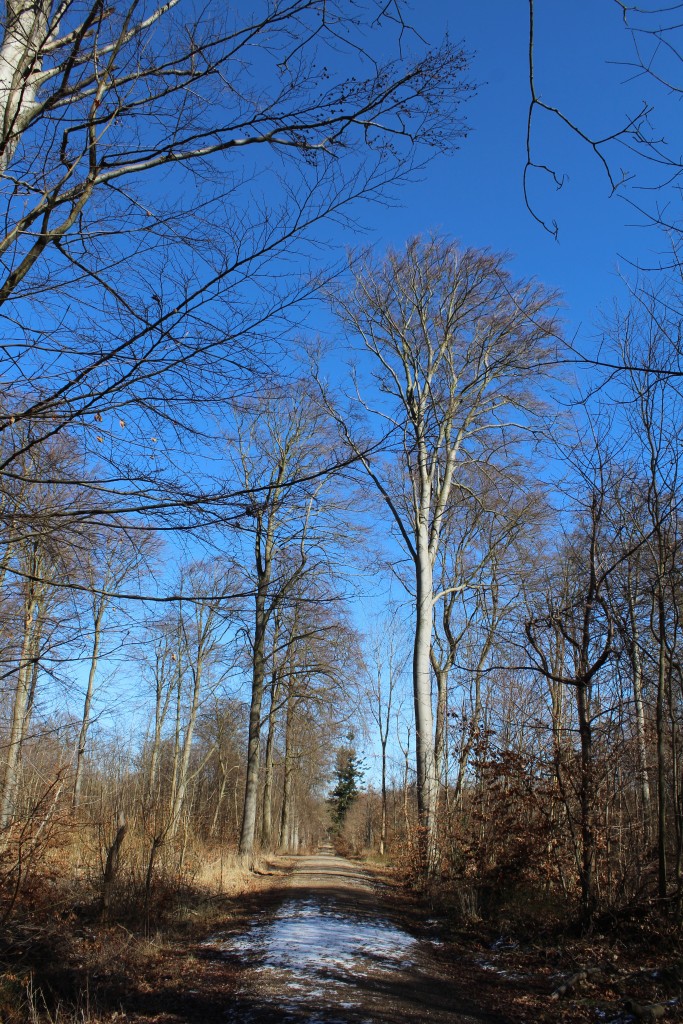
[2,2,683,1022]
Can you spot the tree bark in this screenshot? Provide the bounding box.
[260,670,280,849]
[576,681,596,920]
[413,537,439,869]
[625,573,651,833]
[278,689,296,851]
[73,599,105,811]
[655,582,668,900]
[239,578,269,858]
[0,566,42,829]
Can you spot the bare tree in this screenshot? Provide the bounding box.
[139,558,234,889]
[274,592,359,852]
[525,505,614,921]
[72,526,154,810]
[332,235,559,868]
[193,697,247,844]
[363,607,409,856]
[606,295,683,898]
[230,384,340,859]
[429,466,544,808]
[0,0,473,547]
[0,433,85,829]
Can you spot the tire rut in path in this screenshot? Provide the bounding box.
[205,846,503,1024]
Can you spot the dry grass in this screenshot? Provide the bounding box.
[0,826,295,1024]
[192,850,254,895]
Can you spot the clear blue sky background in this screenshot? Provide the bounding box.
[349,0,669,353]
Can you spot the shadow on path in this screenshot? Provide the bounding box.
[203,846,508,1024]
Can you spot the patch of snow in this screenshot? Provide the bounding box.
[212,897,417,976]
[213,895,420,1021]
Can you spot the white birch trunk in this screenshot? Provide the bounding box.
[0,1,49,171]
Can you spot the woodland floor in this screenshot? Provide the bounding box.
[2,848,683,1023]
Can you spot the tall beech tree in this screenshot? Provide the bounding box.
[231,386,338,860]
[333,236,558,866]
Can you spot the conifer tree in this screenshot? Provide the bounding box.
[330,741,365,826]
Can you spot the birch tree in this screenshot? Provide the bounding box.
[333,236,558,866]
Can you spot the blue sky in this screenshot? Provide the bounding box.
[348,0,672,354]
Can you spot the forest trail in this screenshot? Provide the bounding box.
[203,846,504,1024]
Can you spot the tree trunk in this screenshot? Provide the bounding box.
[576,681,596,920]
[413,542,438,870]
[0,583,41,829]
[73,600,105,811]
[433,663,448,787]
[239,583,268,858]
[210,763,229,838]
[625,573,652,835]
[260,671,280,849]
[278,690,295,851]
[655,583,668,900]
[167,652,204,838]
[0,1,48,172]
[379,735,388,857]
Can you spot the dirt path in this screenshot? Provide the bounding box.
[202,845,506,1024]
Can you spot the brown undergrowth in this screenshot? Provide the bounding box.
[0,846,295,1024]
[4,839,683,1024]
[374,852,683,1024]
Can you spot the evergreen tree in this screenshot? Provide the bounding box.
[329,743,366,826]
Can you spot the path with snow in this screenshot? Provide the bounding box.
[205,847,500,1024]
